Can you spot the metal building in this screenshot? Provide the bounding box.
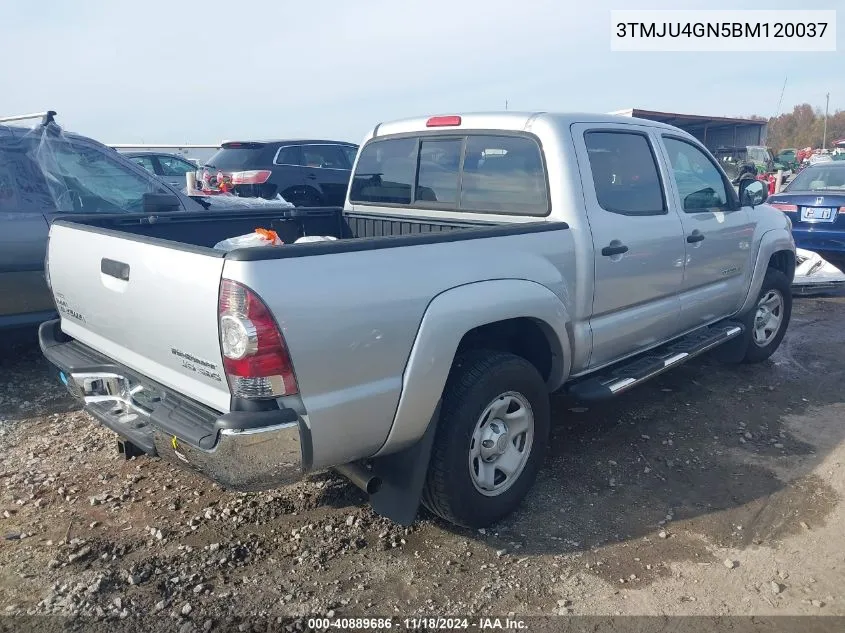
[610,108,768,152]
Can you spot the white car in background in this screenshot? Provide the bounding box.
[809,153,833,166]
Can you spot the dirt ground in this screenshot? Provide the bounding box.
[1,294,844,631]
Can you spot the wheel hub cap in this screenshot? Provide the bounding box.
[752,289,783,347]
[469,392,535,497]
[479,421,509,461]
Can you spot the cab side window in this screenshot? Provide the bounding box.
[663,137,730,213]
[584,131,666,216]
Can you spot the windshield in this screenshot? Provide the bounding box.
[786,166,845,191]
[747,147,771,163]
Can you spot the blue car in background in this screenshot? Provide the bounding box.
[768,162,845,269]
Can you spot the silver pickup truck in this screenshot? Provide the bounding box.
[39,112,795,528]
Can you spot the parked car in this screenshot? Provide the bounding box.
[775,148,799,172]
[808,153,833,166]
[768,161,845,269]
[199,140,358,206]
[714,145,791,184]
[0,119,294,331]
[123,151,200,189]
[39,112,794,528]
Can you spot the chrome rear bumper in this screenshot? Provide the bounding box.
[40,319,305,491]
[151,423,301,491]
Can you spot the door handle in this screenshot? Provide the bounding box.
[601,243,629,257]
[306,173,317,180]
[686,231,705,244]
[101,258,130,281]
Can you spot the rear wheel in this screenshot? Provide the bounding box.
[422,351,550,528]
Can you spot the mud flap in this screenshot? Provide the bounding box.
[368,401,441,526]
[714,312,754,364]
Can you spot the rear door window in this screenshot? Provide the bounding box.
[301,144,349,169]
[274,145,302,166]
[584,131,666,216]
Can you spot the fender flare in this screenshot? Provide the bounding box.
[373,278,571,458]
[738,229,796,315]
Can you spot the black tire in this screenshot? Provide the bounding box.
[421,350,550,528]
[718,268,792,365]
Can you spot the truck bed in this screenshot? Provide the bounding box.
[71,206,516,257]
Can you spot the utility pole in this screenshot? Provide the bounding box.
[776,76,787,116]
[505,100,508,111]
[822,93,829,149]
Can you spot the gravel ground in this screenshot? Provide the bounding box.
[1,294,844,630]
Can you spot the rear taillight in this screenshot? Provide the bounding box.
[229,170,272,185]
[218,279,297,399]
[770,203,797,212]
[840,207,845,214]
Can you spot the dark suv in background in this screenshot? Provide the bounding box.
[200,140,358,206]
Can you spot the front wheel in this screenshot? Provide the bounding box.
[742,268,792,363]
[422,351,550,528]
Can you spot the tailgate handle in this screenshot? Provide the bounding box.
[101,258,130,281]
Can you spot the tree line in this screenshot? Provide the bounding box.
[758,103,845,152]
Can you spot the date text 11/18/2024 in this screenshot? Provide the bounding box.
[306,616,528,630]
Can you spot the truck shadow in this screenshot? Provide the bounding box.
[476,294,845,585]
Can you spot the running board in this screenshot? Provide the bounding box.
[566,322,744,401]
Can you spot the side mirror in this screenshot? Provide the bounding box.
[142,192,180,213]
[740,179,768,207]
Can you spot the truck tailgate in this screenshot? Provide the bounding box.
[46,222,231,412]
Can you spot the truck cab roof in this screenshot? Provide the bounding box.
[371,111,687,139]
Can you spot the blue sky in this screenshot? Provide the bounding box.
[0,0,840,145]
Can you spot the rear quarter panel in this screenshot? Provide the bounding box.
[223,228,577,469]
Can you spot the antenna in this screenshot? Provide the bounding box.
[775,76,787,117]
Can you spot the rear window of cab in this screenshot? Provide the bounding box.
[349,134,549,216]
